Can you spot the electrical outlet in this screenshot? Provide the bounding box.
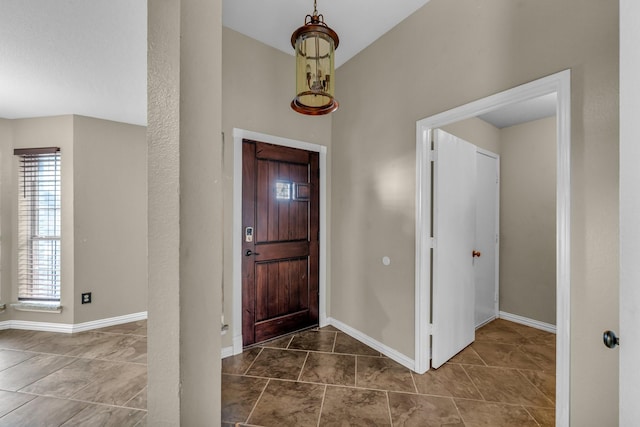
[81,292,92,304]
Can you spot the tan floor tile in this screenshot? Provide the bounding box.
[60,404,146,426]
[519,343,556,372]
[288,330,336,352]
[63,333,147,363]
[319,386,390,426]
[0,349,35,371]
[389,392,463,427]
[520,369,556,401]
[299,352,356,386]
[260,334,293,349]
[464,365,554,407]
[97,336,147,364]
[221,374,268,424]
[26,331,117,356]
[95,320,147,336]
[497,319,550,339]
[69,362,147,406]
[455,398,539,427]
[245,347,308,380]
[248,379,324,427]
[0,354,75,391]
[526,406,556,427]
[125,386,147,410]
[316,324,340,332]
[356,356,415,393]
[134,414,147,426]
[0,396,88,427]
[448,345,486,366]
[0,390,36,417]
[222,347,262,375]
[475,321,530,345]
[334,333,380,356]
[413,363,482,399]
[471,341,542,370]
[20,358,121,398]
[0,330,60,351]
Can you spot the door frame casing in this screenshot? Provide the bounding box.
[475,147,501,328]
[232,128,328,355]
[415,70,571,426]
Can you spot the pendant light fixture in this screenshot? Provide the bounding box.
[291,0,339,115]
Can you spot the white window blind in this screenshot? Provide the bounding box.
[15,147,61,302]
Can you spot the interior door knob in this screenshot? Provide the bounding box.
[472,250,481,258]
[245,249,260,256]
[603,330,619,349]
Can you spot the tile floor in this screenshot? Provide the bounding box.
[0,321,147,426]
[0,318,555,426]
[222,319,556,427]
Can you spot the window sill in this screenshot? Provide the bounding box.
[11,302,63,314]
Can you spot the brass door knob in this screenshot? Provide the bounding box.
[472,250,481,258]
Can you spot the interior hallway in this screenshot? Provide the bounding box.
[222,319,556,426]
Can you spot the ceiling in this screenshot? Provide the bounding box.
[0,0,555,128]
[478,93,557,129]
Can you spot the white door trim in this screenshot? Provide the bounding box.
[415,70,571,426]
[232,128,328,355]
[475,147,500,326]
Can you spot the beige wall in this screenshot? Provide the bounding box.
[221,27,333,349]
[6,116,75,324]
[73,116,147,323]
[500,117,556,324]
[0,119,12,311]
[331,1,618,425]
[442,117,502,154]
[0,116,147,325]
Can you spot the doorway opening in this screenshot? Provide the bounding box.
[414,70,571,426]
[231,129,328,354]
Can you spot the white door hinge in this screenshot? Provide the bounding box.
[429,149,436,162]
[430,237,436,248]
[428,323,435,335]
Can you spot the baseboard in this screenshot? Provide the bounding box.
[327,317,415,371]
[221,346,234,359]
[499,311,556,334]
[232,334,243,356]
[0,311,148,334]
[72,311,148,333]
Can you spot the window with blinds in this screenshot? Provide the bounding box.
[14,147,61,302]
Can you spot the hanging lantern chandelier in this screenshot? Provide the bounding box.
[291,0,339,115]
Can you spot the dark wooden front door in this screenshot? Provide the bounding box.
[242,139,320,346]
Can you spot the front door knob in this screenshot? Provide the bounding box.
[603,330,619,349]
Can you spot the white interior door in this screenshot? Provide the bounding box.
[620,1,640,420]
[432,129,476,369]
[474,150,499,327]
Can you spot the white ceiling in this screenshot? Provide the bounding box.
[222,0,431,69]
[0,0,555,128]
[478,93,557,129]
[0,0,147,126]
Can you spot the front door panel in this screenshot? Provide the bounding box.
[242,140,319,345]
